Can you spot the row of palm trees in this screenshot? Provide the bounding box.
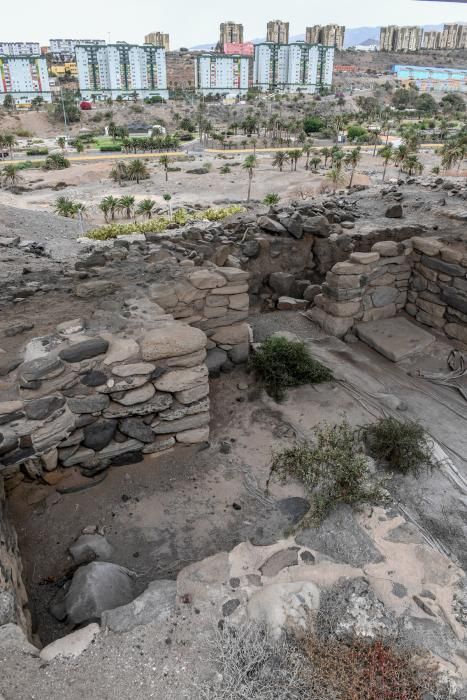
[439,134,467,173]
[120,135,180,154]
[109,156,173,186]
[54,194,173,222]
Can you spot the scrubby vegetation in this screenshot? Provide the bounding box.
[269,421,379,523]
[43,153,70,170]
[250,336,332,401]
[202,622,457,700]
[362,417,438,476]
[85,204,244,239]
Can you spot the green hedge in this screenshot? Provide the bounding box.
[100,144,122,152]
[26,147,48,156]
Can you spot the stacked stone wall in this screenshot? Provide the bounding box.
[310,237,467,346]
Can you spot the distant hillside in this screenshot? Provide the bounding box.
[190,24,453,51]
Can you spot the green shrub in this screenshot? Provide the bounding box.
[303,116,325,134]
[347,125,368,142]
[100,144,122,152]
[269,421,378,523]
[44,153,70,170]
[85,205,244,240]
[26,147,48,156]
[263,192,280,205]
[362,417,437,476]
[250,336,332,402]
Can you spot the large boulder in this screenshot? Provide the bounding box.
[268,272,295,297]
[65,562,135,624]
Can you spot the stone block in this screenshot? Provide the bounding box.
[356,317,435,361]
[205,295,229,307]
[371,241,399,257]
[268,272,295,297]
[421,255,465,278]
[371,286,399,308]
[140,322,206,361]
[411,237,443,256]
[350,252,380,265]
[175,383,209,405]
[277,297,308,311]
[211,323,250,346]
[154,412,209,434]
[175,427,210,444]
[317,295,360,318]
[416,298,446,318]
[210,284,248,295]
[188,270,226,290]
[154,365,208,393]
[362,304,396,322]
[326,271,364,289]
[416,311,446,329]
[308,307,354,338]
[440,287,467,315]
[369,273,396,287]
[440,247,463,264]
[228,293,249,311]
[445,323,467,345]
[331,261,371,276]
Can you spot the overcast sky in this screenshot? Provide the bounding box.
[7,0,467,48]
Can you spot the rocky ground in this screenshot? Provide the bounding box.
[1,173,467,698]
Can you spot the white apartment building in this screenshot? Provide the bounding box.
[75,43,168,100]
[196,54,249,96]
[253,42,334,94]
[49,38,105,57]
[0,42,40,56]
[0,55,51,104]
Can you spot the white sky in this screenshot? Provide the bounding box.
[5,0,467,48]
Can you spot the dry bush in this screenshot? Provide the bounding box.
[195,621,459,700]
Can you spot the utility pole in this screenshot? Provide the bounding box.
[60,87,69,148]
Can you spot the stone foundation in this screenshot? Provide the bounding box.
[310,237,467,346]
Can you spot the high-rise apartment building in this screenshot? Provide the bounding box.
[266,20,289,44]
[218,22,244,50]
[439,23,467,50]
[422,31,441,50]
[253,42,334,94]
[49,38,105,59]
[0,42,40,56]
[196,54,249,96]
[144,32,170,50]
[305,25,345,49]
[379,26,422,52]
[0,55,51,104]
[75,43,168,100]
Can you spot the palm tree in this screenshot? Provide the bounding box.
[109,161,128,186]
[242,155,257,202]
[1,164,23,188]
[325,167,346,192]
[310,156,321,171]
[320,147,332,168]
[331,148,345,173]
[345,147,362,188]
[302,144,312,170]
[2,134,16,158]
[127,159,149,184]
[163,193,173,219]
[393,145,409,175]
[272,151,289,172]
[159,155,171,181]
[57,136,66,151]
[136,199,157,219]
[403,155,424,176]
[72,202,87,218]
[53,196,75,217]
[99,195,119,222]
[117,195,135,219]
[286,149,302,172]
[379,145,393,182]
[75,140,84,155]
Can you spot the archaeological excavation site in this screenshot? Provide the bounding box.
[1,174,467,699]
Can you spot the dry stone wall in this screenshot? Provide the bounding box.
[310,237,467,346]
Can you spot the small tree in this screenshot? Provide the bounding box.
[136,198,157,219]
[159,155,171,181]
[1,164,23,188]
[242,154,257,202]
[117,195,135,219]
[99,195,119,222]
[127,158,149,184]
[3,94,15,110]
[379,144,393,182]
[163,193,173,219]
[109,160,128,186]
[344,146,361,188]
[272,151,289,172]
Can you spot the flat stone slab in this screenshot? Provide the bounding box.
[356,317,435,362]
